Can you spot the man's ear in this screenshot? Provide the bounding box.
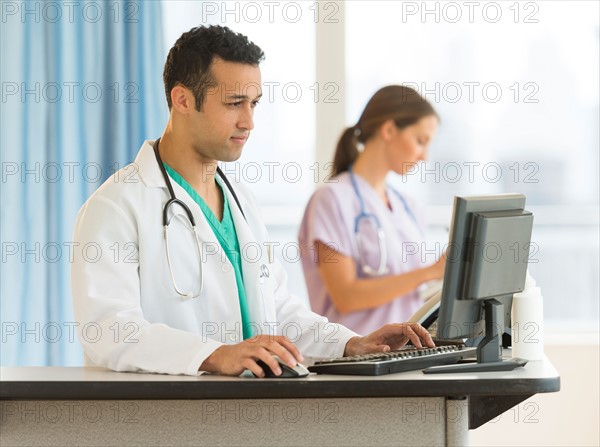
[170,85,194,114]
[378,119,397,142]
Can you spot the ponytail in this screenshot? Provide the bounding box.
[331,86,437,177]
[332,126,360,176]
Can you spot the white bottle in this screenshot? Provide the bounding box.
[511,271,545,360]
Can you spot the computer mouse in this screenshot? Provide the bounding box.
[254,356,310,378]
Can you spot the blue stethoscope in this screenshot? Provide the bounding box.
[349,165,420,276]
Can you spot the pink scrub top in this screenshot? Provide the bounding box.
[298,171,428,335]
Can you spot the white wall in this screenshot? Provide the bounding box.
[471,339,600,446]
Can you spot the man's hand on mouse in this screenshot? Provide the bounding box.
[200,323,433,376]
[200,335,303,377]
[343,323,435,356]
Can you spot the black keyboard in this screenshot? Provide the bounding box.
[308,345,477,376]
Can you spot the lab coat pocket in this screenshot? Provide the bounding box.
[258,265,278,334]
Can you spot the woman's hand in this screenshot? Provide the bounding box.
[425,255,446,281]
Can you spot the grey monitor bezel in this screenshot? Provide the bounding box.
[437,193,528,339]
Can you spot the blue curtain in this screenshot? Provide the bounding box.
[1,1,167,365]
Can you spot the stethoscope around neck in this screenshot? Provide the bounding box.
[349,164,420,277]
[153,137,246,299]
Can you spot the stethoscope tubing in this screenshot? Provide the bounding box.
[348,165,420,276]
[153,138,247,298]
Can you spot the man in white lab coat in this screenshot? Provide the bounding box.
[71,25,433,377]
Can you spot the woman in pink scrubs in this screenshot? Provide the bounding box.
[298,85,446,335]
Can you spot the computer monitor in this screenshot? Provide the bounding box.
[425,193,534,373]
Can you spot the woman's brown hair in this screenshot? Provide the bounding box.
[332,85,437,176]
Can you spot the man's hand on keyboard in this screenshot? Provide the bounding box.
[343,323,435,356]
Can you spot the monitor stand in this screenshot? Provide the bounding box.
[423,298,528,374]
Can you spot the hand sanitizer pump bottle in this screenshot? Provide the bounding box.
[511,271,545,360]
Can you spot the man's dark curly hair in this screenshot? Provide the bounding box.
[163,25,264,111]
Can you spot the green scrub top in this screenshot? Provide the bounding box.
[163,163,253,340]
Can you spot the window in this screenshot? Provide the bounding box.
[162,2,599,327]
[345,1,599,327]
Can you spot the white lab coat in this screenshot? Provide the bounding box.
[71,140,357,375]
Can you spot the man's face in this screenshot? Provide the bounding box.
[187,57,262,162]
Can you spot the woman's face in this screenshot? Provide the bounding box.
[387,114,438,175]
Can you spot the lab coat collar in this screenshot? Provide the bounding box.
[134,140,222,248]
[134,140,242,232]
[135,138,262,284]
[135,137,261,282]
[135,140,167,188]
